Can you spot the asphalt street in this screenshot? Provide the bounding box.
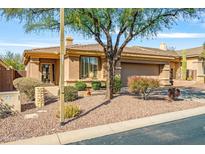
[69,114,205,145]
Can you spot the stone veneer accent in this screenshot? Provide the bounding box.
[35,87,45,108]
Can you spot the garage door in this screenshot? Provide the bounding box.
[121,63,160,86]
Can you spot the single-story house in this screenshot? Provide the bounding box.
[23,36,205,87]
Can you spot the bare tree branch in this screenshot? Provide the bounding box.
[113,10,139,61]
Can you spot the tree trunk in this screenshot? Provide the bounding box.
[106,60,115,100]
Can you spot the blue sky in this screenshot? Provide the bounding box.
[0,16,205,55]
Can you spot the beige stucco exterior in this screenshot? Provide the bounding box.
[186,57,198,70]
[67,56,80,80]
[25,57,59,85]
[25,58,40,80]
[185,57,205,82]
[23,39,205,87]
[25,51,108,87]
[169,57,205,82]
[170,60,181,80]
[24,49,176,87]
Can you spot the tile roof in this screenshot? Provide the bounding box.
[24,46,60,54]
[177,46,204,57]
[23,43,205,66]
[128,46,178,57]
[24,44,178,58]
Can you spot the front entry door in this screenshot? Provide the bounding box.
[41,63,55,84]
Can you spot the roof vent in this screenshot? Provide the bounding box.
[160,43,167,51]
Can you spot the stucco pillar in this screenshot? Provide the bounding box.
[196,60,205,82]
[55,59,60,85]
[29,58,40,80]
[159,63,171,86]
[101,58,107,80]
[170,61,181,80]
[175,62,181,80]
[68,56,80,80]
[64,57,69,82]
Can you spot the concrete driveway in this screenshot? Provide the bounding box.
[153,87,205,103]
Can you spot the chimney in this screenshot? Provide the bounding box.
[159,42,167,51]
[66,36,73,46]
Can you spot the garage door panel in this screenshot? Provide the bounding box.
[121,63,160,86]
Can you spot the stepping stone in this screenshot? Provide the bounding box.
[24,113,39,119]
[37,110,47,113]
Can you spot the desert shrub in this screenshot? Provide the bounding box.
[75,81,87,91]
[128,76,160,100]
[91,81,101,90]
[114,75,122,93]
[13,77,44,101]
[56,104,81,119]
[0,102,16,119]
[58,86,78,102]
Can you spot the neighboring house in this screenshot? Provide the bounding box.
[23,36,205,87]
[176,46,205,81]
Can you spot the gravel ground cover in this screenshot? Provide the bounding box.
[0,94,204,143]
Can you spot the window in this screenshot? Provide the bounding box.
[42,64,50,83]
[80,57,98,79]
[52,64,55,81]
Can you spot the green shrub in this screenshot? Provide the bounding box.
[91,81,101,90]
[56,104,81,119]
[13,77,43,101]
[187,76,193,81]
[113,75,122,93]
[128,76,160,100]
[75,81,87,91]
[58,86,78,102]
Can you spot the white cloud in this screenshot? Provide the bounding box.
[157,33,205,39]
[0,42,59,48]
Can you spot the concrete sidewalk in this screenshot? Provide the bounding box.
[4,106,205,145]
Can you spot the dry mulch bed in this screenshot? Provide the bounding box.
[0,94,204,143]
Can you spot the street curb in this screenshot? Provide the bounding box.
[4,106,205,145]
[4,134,61,145]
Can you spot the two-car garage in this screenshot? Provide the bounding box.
[121,62,161,86]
